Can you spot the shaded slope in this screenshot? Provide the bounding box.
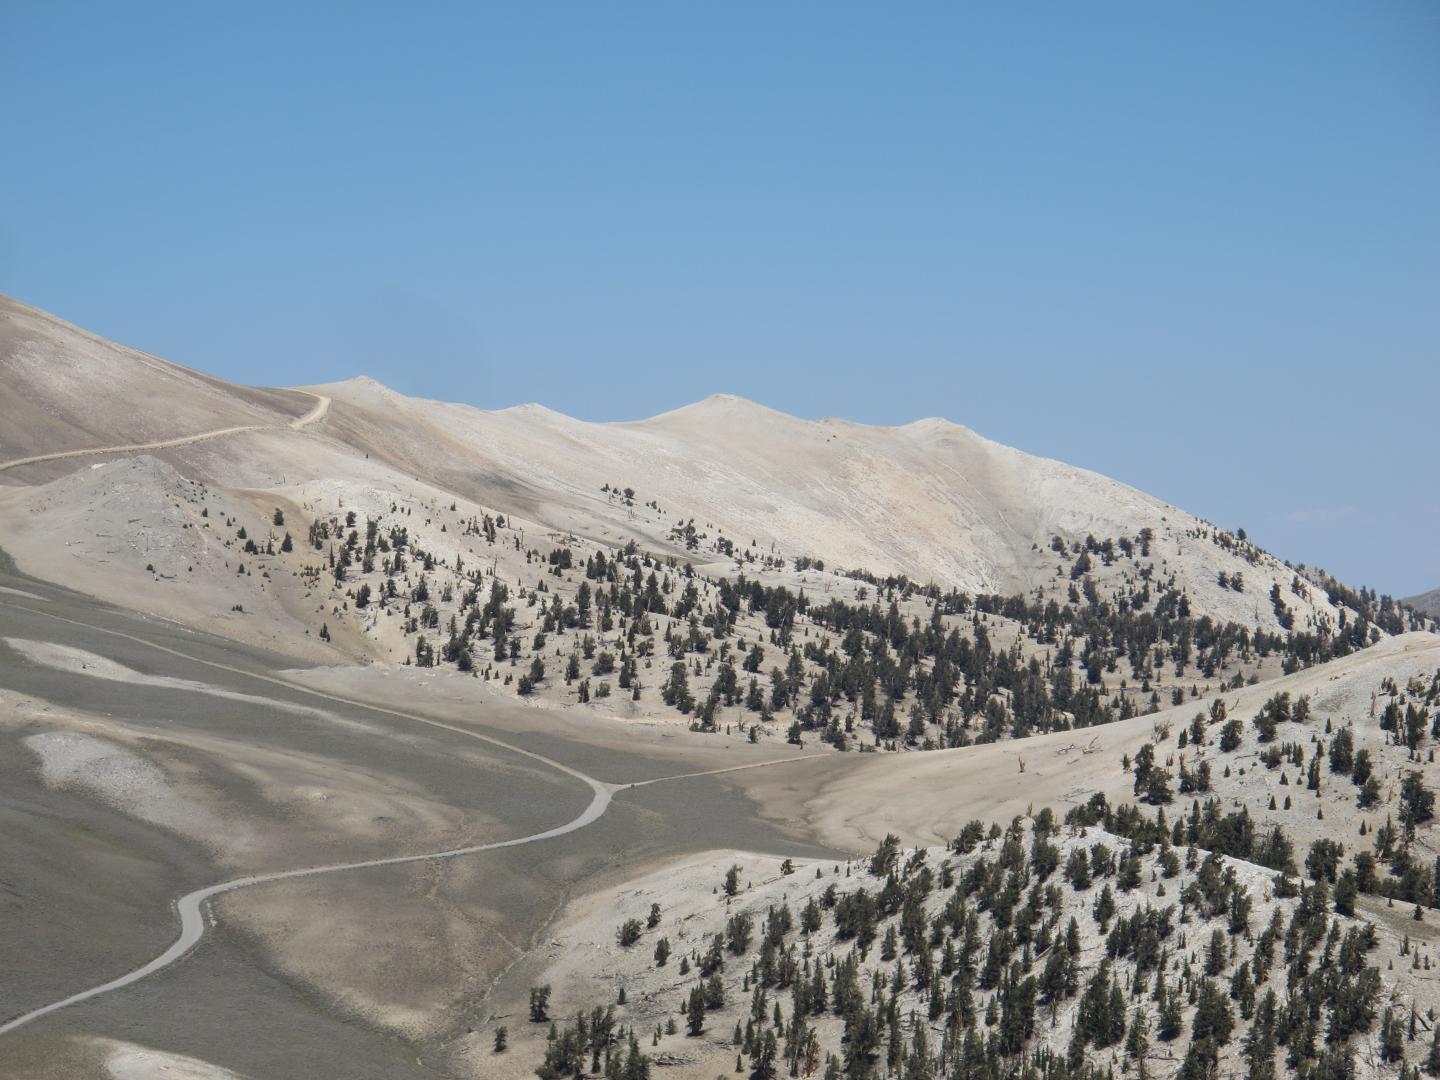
[1408,586,1440,618]
[0,295,313,461]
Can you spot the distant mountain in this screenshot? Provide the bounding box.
[1408,586,1440,618]
[311,376,1365,637]
[3,295,1437,1080]
[0,292,1411,647]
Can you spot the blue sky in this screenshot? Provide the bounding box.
[2,2,1437,596]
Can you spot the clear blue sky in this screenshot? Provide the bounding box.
[3,2,1437,596]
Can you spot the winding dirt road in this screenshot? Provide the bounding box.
[0,597,823,1036]
[0,390,330,474]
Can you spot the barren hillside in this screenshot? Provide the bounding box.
[1408,588,1440,619]
[2,294,1438,1080]
[0,296,313,462]
[1,295,1425,754]
[3,294,1400,651]
[311,378,1365,639]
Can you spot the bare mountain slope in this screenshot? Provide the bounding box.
[0,295,312,461]
[0,296,1396,647]
[5,302,1439,1080]
[312,379,1350,635]
[782,628,1440,852]
[1408,586,1440,618]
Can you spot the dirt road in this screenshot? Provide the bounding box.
[0,391,330,473]
[0,594,822,1037]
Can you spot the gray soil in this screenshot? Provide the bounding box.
[0,548,841,1079]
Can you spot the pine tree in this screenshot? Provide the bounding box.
[686,986,707,1036]
[1156,980,1183,1041]
[1381,1008,1406,1063]
[1424,1023,1440,1075]
[1124,1007,1150,1079]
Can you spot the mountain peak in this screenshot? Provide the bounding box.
[637,393,791,426]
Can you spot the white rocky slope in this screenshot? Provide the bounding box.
[0,295,1401,651]
[0,295,310,460]
[313,377,1353,636]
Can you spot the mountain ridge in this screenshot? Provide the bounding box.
[0,294,1415,646]
[3,294,1438,1080]
[1408,586,1440,618]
